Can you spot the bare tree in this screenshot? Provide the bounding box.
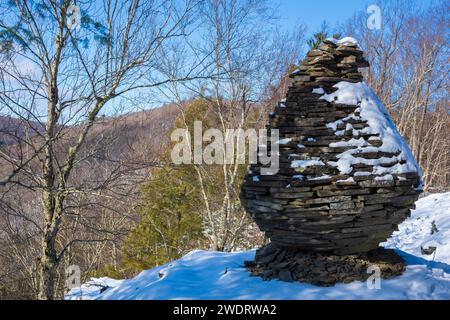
[158,0,306,251]
[0,0,206,299]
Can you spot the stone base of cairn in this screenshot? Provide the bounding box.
[245,243,405,286]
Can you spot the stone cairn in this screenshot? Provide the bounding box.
[241,38,422,286]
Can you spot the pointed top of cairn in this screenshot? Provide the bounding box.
[290,37,369,86]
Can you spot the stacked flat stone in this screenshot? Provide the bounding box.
[241,38,422,256]
[245,243,404,286]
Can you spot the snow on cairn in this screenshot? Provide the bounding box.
[325,36,359,46]
[305,37,422,188]
[319,81,422,188]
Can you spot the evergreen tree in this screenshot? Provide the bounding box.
[121,166,204,272]
[306,22,341,49]
[119,99,212,274]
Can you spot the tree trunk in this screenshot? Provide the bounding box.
[38,226,58,300]
[38,187,66,300]
[38,184,62,299]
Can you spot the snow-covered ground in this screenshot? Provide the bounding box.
[66,193,450,300]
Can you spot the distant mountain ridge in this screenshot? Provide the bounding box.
[0,115,45,146]
[0,103,180,156]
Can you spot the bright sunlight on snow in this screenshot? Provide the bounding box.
[319,81,421,184]
[66,193,450,300]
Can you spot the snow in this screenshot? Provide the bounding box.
[290,159,324,169]
[329,138,368,148]
[327,152,403,175]
[66,278,124,300]
[326,120,342,131]
[275,138,291,145]
[374,174,394,181]
[66,193,450,300]
[326,115,365,134]
[252,176,260,182]
[383,192,450,264]
[307,175,331,181]
[336,177,355,183]
[320,81,421,187]
[312,87,325,94]
[326,37,359,47]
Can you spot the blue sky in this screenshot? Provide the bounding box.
[2,0,440,119]
[277,0,370,33]
[276,0,436,35]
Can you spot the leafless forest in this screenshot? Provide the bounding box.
[0,0,448,299]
